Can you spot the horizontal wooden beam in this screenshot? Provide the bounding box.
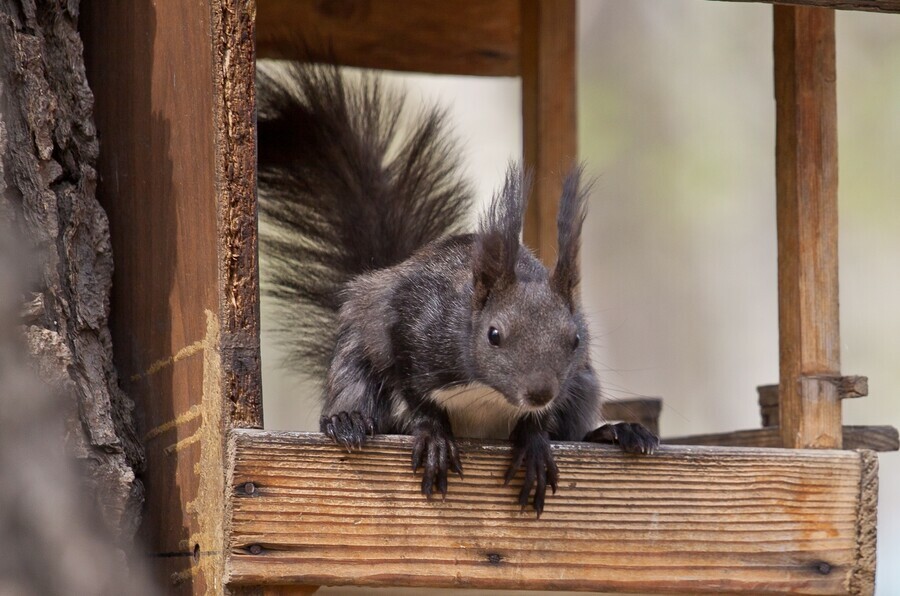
[226,430,877,594]
[711,0,900,13]
[256,0,521,76]
[666,425,898,452]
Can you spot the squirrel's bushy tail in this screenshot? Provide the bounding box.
[257,62,474,376]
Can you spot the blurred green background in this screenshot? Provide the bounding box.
[261,1,900,593]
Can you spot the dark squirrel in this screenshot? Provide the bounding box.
[257,62,659,516]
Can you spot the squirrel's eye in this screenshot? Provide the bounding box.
[488,326,501,347]
[573,333,580,350]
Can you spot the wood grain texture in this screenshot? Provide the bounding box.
[774,6,842,450]
[666,425,898,452]
[81,1,261,592]
[256,0,521,76]
[226,430,877,594]
[521,0,577,265]
[213,0,263,429]
[759,377,868,427]
[712,0,900,13]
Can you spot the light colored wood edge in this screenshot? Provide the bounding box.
[710,0,900,13]
[665,425,898,452]
[225,430,873,594]
[850,450,878,596]
[256,0,521,76]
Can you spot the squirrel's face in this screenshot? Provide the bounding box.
[473,279,587,411]
[471,164,591,411]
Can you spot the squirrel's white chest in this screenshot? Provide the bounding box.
[431,383,520,440]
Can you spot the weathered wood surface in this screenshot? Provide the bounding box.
[759,377,868,427]
[81,0,261,592]
[714,0,900,13]
[666,425,898,452]
[226,430,877,594]
[257,0,521,76]
[0,0,144,553]
[774,6,842,450]
[521,0,577,266]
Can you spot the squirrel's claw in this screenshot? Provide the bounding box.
[505,430,559,518]
[411,424,463,499]
[584,422,659,455]
[320,411,376,451]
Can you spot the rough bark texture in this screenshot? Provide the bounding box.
[0,239,157,595]
[0,0,144,547]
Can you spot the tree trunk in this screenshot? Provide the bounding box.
[0,0,144,549]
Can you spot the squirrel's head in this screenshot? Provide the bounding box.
[471,165,590,411]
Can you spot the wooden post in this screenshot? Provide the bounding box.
[81,1,261,593]
[520,0,577,266]
[774,6,842,450]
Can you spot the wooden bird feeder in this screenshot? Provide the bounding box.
[79,0,899,594]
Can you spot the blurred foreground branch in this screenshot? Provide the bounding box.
[0,0,154,593]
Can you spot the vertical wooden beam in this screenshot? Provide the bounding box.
[773,6,841,449]
[81,0,260,593]
[520,0,577,266]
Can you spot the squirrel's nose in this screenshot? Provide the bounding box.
[523,376,558,407]
[524,388,554,407]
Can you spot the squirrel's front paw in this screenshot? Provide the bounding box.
[320,411,375,451]
[504,430,559,518]
[411,424,463,499]
[583,422,659,454]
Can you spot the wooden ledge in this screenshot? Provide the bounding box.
[225,430,877,595]
[712,0,900,13]
[666,425,899,452]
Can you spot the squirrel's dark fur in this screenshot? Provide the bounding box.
[258,62,658,515]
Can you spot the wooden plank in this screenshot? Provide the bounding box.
[666,425,899,452]
[225,431,877,594]
[712,0,900,13]
[81,1,261,593]
[774,6,841,450]
[256,0,521,76]
[521,0,577,265]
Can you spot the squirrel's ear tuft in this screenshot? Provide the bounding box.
[473,164,530,307]
[551,166,590,309]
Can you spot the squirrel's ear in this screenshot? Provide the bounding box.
[473,164,530,307]
[551,167,590,309]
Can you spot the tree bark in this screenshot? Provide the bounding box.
[0,0,144,548]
